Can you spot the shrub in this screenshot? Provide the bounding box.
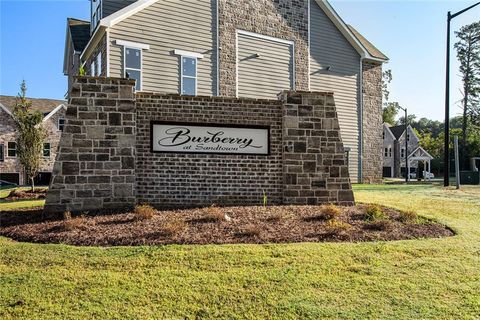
[8,189,23,198]
[324,219,352,234]
[266,211,284,222]
[162,219,187,236]
[237,225,262,237]
[201,205,226,222]
[364,204,386,221]
[398,210,418,223]
[364,220,393,231]
[63,211,72,220]
[322,204,341,220]
[134,204,156,221]
[62,215,87,231]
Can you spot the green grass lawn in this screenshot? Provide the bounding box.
[0,187,45,210]
[1,184,479,319]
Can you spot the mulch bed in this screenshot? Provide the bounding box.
[3,188,47,201]
[0,205,454,246]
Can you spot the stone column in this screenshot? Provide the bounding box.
[44,76,136,213]
[280,91,355,206]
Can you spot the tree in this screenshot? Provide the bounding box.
[12,81,46,191]
[397,114,417,126]
[383,102,399,125]
[454,21,480,168]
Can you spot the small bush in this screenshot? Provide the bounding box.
[62,215,87,231]
[201,205,226,222]
[324,219,352,234]
[364,204,386,221]
[398,210,418,223]
[364,220,393,231]
[237,225,262,237]
[162,219,187,236]
[63,211,72,220]
[322,204,341,220]
[134,204,156,221]
[266,211,284,222]
[8,189,23,198]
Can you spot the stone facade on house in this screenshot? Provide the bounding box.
[45,76,353,212]
[0,97,65,185]
[218,0,310,96]
[361,61,383,183]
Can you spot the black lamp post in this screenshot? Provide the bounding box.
[398,106,408,183]
[444,1,480,187]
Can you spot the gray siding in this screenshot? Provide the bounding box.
[309,0,360,182]
[237,33,293,99]
[102,0,138,18]
[109,0,217,96]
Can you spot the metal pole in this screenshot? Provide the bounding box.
[405,108,408,183]
[454,135,460,189]
[444,12,451,187]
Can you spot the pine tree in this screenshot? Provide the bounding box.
[12,81,46,191]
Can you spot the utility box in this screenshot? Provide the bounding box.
[460,171,480,185]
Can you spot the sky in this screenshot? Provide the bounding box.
[1,0,479,121]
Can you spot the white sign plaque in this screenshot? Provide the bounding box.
[151,122,270,155]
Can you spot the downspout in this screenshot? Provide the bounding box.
[106,28,110,77]
[358,57,364,183]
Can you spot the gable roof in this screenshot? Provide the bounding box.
[68,18,91,52]
[0,95,66,117]
[383,123,396,140]
[81,0,387,63]
[389,125,406,140]
[408,146,433,160]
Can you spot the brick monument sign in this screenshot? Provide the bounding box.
[45,77,354,212]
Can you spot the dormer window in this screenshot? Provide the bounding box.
[91,0,102,33]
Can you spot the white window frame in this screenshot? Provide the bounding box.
[123,46,143,91]
[91,0,102,33]
[43,142,51,158]
[180,55,198,96]
[7,141,16,158]
[96,53,102,76]
[58,118,65,132]
[90,61,95,76]
[0,144,4,162]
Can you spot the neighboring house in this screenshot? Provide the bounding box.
[0,96,66,186]
[63,0,388,183]
[383,123,422,178]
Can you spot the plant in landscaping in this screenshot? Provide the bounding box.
[62,213,87,231]
[237,224,262,237]
[162,219,187,236]
[364,220,393,231]
[201,205,227,222]
[364,204,386,221]
[324,219,352,234]
[12,81,47,192]
[134,204,157,221]
[398,210,418,223]
[322,204,341,220]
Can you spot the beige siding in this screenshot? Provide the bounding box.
[309,0,360,182]
[109,0,217,96]
[102,0,138,18]
[237,33,293,99]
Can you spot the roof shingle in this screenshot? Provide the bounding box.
[0,95,65,115]
[68,18,91,52]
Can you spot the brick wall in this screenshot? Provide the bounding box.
[362,61,383,183]
[218,0,309,96]
[45,76,354,212]
[280,91,354,205]
[44,77,137,212]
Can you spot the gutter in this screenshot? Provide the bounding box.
[358,57,364,183]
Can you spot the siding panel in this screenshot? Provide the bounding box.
[102,0,138,18]
[309,0,360,182]
[109,0,217,96]
[237,34,293,99]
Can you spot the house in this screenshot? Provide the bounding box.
[383,123,432,179]
[63,0,388,183]
[0,96,66,186]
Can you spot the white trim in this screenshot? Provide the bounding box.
[43,104,67,122]
[96,52,102,76]
[123,46,143,91]
[0,102,13,117]
[236,29,294,45]
[80,26,105,61]
[180,56,198,96]
[408,146,434,160]
[292,41,296,90]
[58,117,66,132]
[307,0,311,91]
[215,0,220,96]
[90,61,95,76]
[173,49,204,59]
[106,29,110,77]
[235,31,239,98]
[7,141,17,158]
[115,39,150,50]
[100,0,159,28]
[43,142,51,158]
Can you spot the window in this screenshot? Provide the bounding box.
[43,143,51,157]
[58,118,65,131]
[0,144,4,162]
[389,147,392,157]
[91,0,102,32]
[384,148,388,157]
[124,47,142,91]
[407,134,410,141]
[382,131,385,140]
[7,142,16,157]
[90,61,95,76]
[181,56,197,95]
[401,148,405,158]
[96,53,102,76]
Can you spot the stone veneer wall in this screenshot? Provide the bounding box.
[44,77,137,212]
[361,61,383,183]
[218,0,309,96]
[136,93,284,208]
[45,76,354,212]
[280,91,354,205]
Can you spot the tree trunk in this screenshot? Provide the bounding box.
[30,177,35,193]
[462,87,468,170]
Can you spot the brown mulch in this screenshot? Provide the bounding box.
[0,205,454,246]
[3,188,47,201]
